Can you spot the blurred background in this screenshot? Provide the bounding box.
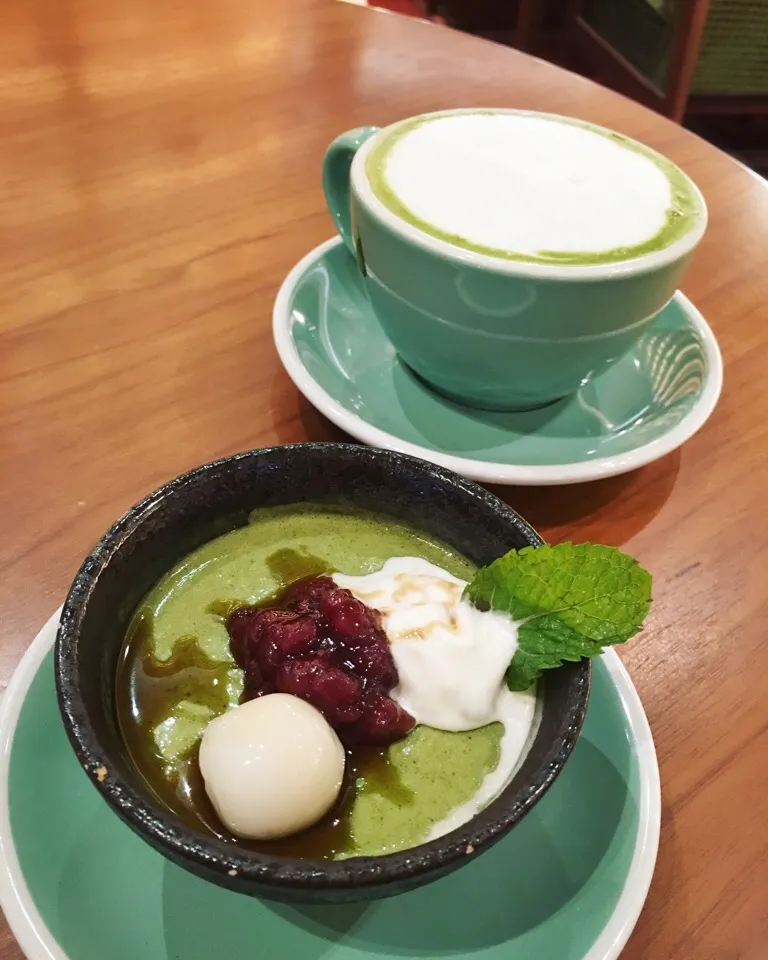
[342,0,768,177]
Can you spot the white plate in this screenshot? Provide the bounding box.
[0,613,660,959]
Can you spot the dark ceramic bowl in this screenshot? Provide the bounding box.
[55,443,590,904]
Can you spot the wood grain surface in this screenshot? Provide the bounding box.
[1,0,767,957]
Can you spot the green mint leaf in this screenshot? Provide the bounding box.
[464,543,652,691]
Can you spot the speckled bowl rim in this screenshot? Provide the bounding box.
[54,443,590,895]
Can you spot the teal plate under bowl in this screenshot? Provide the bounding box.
[273,238,722,485]
[0,613,660,960]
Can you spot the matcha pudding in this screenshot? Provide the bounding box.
[117,496,653,866]
[57,444,655,902]
[117,505,537,859]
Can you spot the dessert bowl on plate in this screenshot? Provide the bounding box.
[55,443,592,904]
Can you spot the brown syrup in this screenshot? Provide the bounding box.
[116,549,413,859]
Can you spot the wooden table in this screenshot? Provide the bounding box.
[1,0,767,956]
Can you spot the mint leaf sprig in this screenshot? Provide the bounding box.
[464,543,652,691]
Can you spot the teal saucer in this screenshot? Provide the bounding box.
[274,238,722,485]
[0,613,659,960]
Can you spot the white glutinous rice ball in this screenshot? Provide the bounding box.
[198,693,345,840]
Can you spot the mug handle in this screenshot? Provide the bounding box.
[323,127,379,255]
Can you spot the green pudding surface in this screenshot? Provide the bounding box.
[117,505,504,859]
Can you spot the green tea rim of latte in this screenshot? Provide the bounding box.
[354,109,707,279]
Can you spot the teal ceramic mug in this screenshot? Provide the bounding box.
[322,109,707,411]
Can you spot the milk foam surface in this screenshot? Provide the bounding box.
[381,113,676,258]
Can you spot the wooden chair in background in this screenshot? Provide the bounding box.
[426,0,547,51]
[564,0,711,121]
[561,0,768,168]
[427,0,710,112]
[426,0,768,165]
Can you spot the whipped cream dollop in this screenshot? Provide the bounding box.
[334,557,537,835]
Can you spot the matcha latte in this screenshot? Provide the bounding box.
[117,506,537,860]
[363,110,704,267]
[325,108,706,409]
